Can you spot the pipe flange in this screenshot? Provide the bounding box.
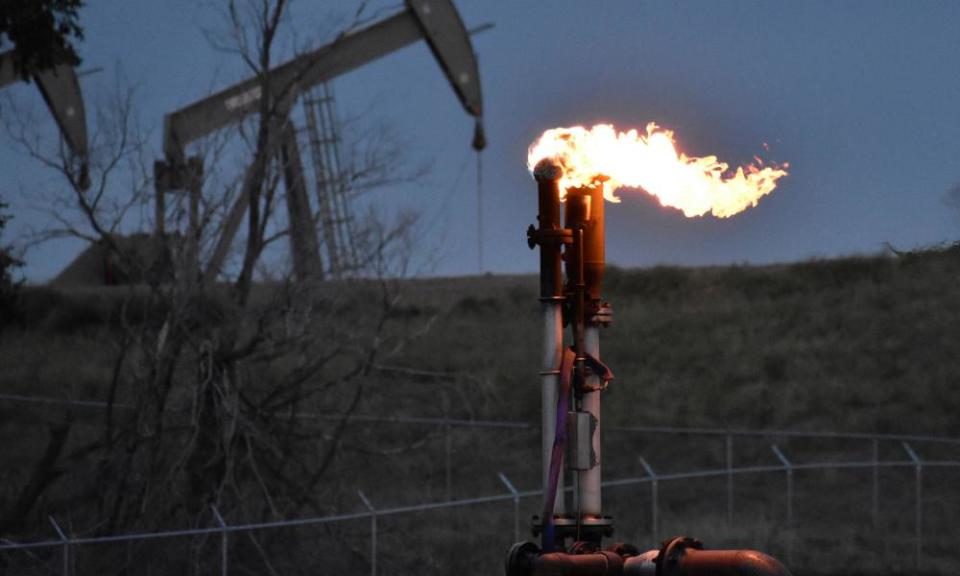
[505,541,540,576]
[528,226,574,250]
[588,302,613,326]
[531,515,614,539]
[605,542,641,558]
[655,536,703,576]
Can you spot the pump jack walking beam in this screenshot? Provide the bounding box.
[0,50,90,190]
[155,0,484,282]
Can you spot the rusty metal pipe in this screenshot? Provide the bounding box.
[533,551,624,576]
[564,188,591,392]
[582,184,604,306]
[653,549,791,576]
[506,540,792,576]
[533,159,564,301]
[533,159,567,517]
[564,185,605,523]
[648,537,791,576]
[508,543,625,576]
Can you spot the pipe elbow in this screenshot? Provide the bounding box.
[679,549,790,576]
[654,537,792,576]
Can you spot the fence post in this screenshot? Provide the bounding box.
[443,391,452,502]
[771,445,793,568]
[48,516,69,576]
[211,506,228,576]
[498,472,521,543]
[871,438,879,529]
[638,456,658,542]
[725,433,734,527]
[358,490,377,576]
[902,442,922,574]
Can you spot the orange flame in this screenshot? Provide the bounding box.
[527,123,789,218]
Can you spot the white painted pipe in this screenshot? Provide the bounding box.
[541,301,565,514]
[581,325,602,516]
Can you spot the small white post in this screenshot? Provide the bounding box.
[725,433,734,527]
[638,456,658,542]
[771,445,794,567]
[499,472,521,542]
[211,506,228,576]
[443,391,452,502]
[872,438,879,529]
[358,490,377,576]
[49,516,69,576]
[902,442,923,574]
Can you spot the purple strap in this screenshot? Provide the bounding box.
[541,346,575,551]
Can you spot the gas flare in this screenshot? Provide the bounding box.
[527,123,789,218]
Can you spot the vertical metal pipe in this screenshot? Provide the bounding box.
[564,188,591,525]
[541,303,564,514]
[581,326,602,517]
[580,182,605,520]
[534,160,565,517]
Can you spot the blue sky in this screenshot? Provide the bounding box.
[3,0,960,282]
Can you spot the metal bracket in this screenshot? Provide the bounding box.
[527,225,573,250]
[574,353,614,394]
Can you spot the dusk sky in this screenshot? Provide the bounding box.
[3,0,960,282]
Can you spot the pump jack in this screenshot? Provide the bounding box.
[506,160,793,576]
[154,0,485,283]
[0,50,90,190]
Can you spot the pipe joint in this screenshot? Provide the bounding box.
[506,537,792,576]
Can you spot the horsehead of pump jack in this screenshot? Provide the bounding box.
[506,124,791,576]
[0,50,90,190]
[154,0,486,284]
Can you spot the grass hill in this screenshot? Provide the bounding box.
[1,244,959,575]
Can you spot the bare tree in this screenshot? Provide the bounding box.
[0,4,440,572]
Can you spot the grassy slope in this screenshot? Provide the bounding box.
[1,246,959,575]
[394,246,960,436]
